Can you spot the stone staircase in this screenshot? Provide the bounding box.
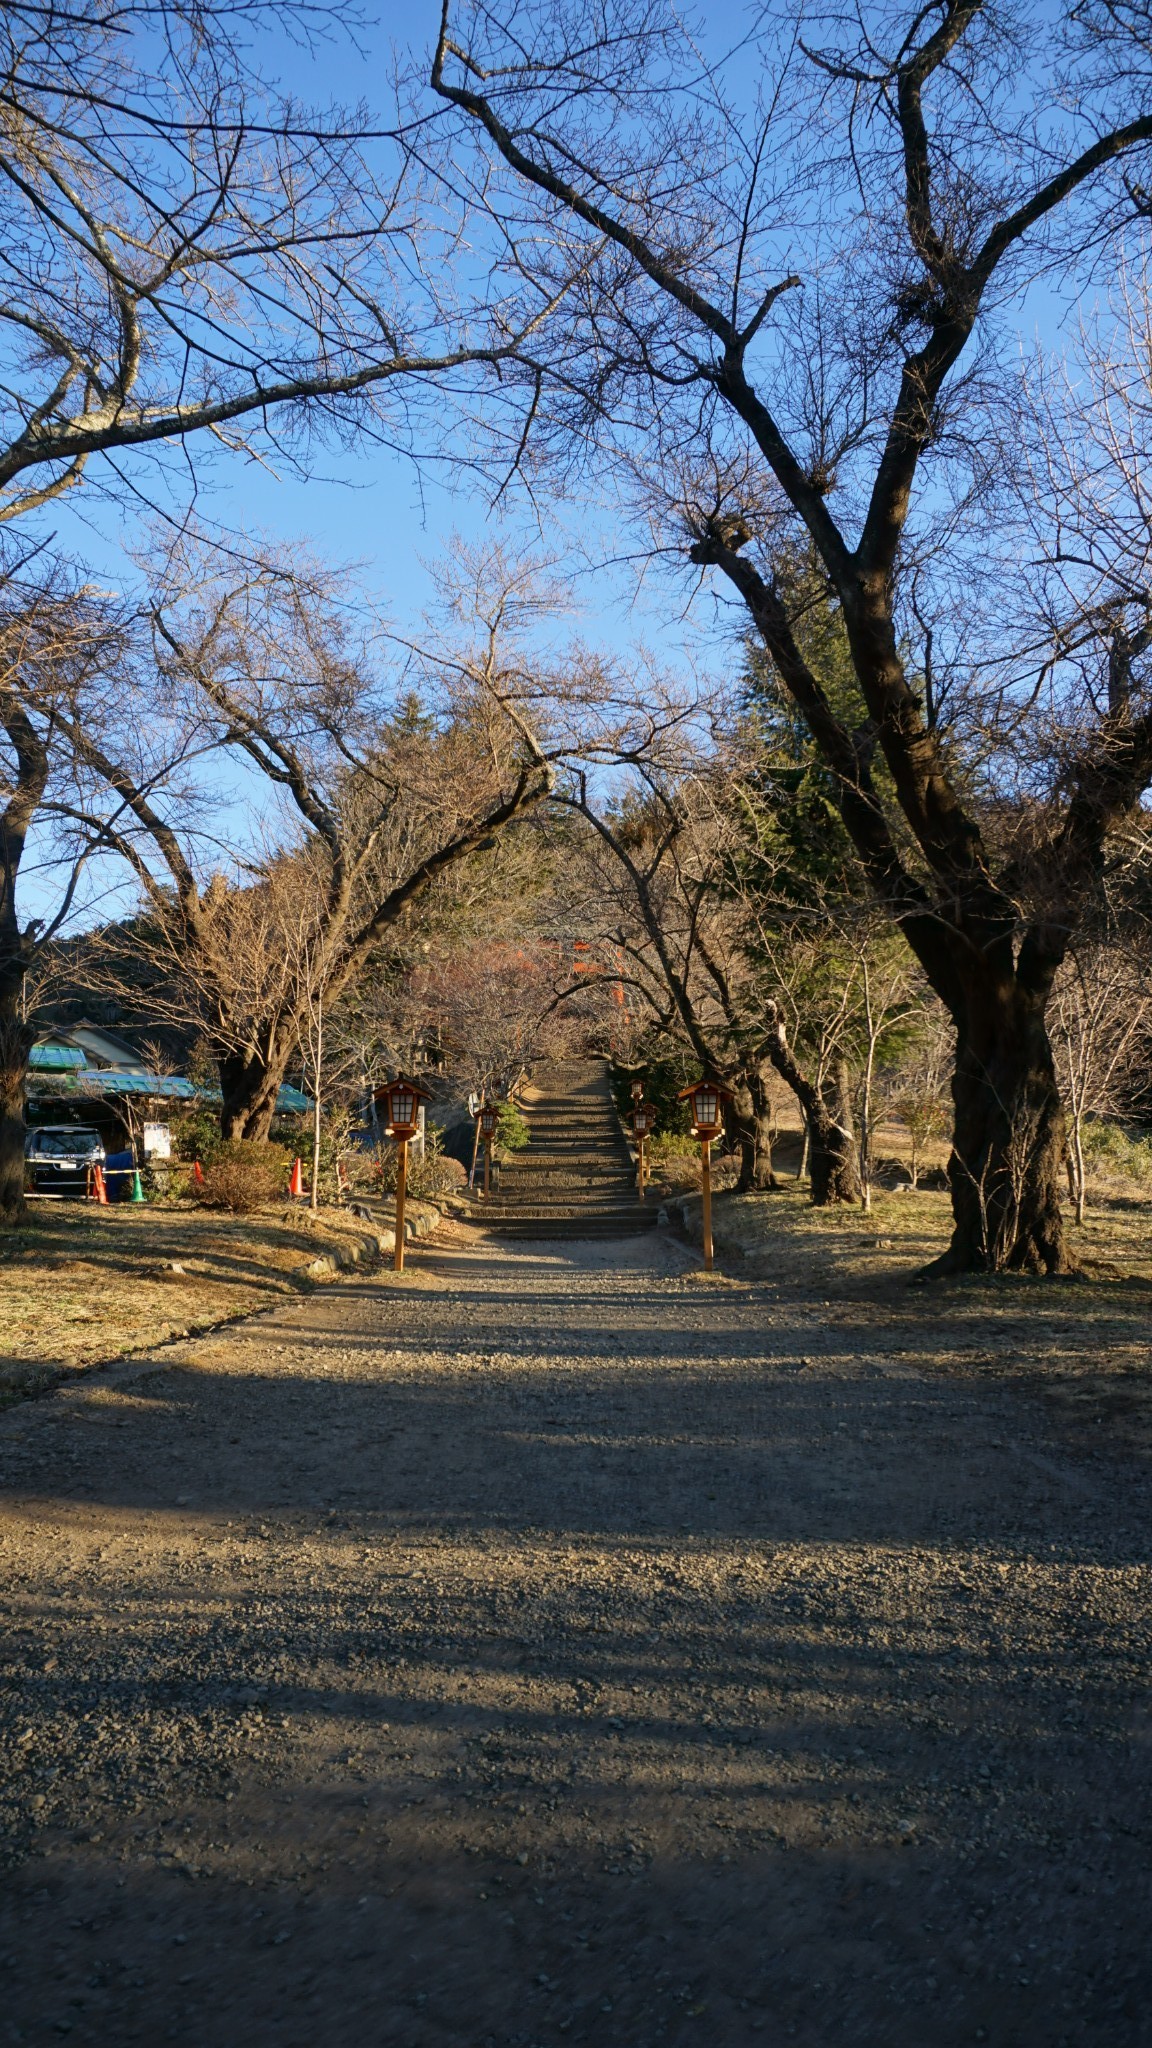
[469,1059,657,1240]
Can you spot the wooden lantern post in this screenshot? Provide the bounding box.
[678,1077,730,1272]
[632,1100,655,1201]
[477,1101,500,1197]
[377,1076,433,1272]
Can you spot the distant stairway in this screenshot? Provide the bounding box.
[470,1059,657,1240]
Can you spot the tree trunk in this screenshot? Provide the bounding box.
[747,1062,778,1189]
[309,999,322,1212]
[1072,1117,1086,1228]
[807,1094,860,1205]
[0,981,30,1225]
[732,1070,778,1192]
[763,1015,858,1206]
[217,1047,290,1142]
[935,986,1072,1275]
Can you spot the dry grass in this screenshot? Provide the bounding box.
[698,1174,1152,1456]
[0,1201,385,1402]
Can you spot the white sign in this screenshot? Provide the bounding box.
[143,1123,171,1158]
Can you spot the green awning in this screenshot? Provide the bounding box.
[29,1043,85,1071]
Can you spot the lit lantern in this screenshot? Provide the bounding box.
[373,1075,433,1271]
[632,1100,655,1137]
[677,1075,732,1270]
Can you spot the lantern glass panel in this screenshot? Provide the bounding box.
[695,1086,719,1127]
[391,1088,415,1128]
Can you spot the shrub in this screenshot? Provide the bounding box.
[497,1100,530,1154]
[372,1127,468,1198]
[195,1140,289,1212]
[1080,1120,1152,1186]
[647,1130,702,1189]
[167,1105,224,1168]
[428,1152,469,1192]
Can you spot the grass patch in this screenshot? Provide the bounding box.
[697,1180,1152,1453]
[0,1201,386,1402]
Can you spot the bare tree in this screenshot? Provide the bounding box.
[1051,940,1152,1223]
[76,544,558,1138]
[0,557,140,1219]
[430,0,1152,1272]
[0,0,554,528]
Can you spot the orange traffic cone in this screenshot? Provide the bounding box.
[192,1160,205,1186]
[91,1162,108,1205]
[288,1157,304,1198]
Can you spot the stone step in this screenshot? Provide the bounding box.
[525,1110,621,1123]
[502,1171,631,1187]
[500,1194,636,1204]
[470,1060,652,1237]
[494,1172,634,1183]
[475,1212,655,1228]
[469,1196,639,1212]
[524,1107,621,1121]
[496,1179,635,1196]
[524,1130,625,1145]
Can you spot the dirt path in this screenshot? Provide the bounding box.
[1,1224,1150,2046]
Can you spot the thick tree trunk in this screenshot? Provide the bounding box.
[935,985,1072,1275]
[732,1069,778,1192]
[217,1047,290,1142]
[763,1014,858,1207]
[0,975,31,1225]
[807,1081,860,1206]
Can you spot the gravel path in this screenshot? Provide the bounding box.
[1,1224,1150,2046]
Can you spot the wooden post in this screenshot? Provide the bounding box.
[483,1136,491,1197]
[394,1135,408,1273]
[637,1131,644,1201]
[701,1135,713,1272]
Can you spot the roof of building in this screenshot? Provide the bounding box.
[30,1025,311,1114]
[29,1043,86,1071]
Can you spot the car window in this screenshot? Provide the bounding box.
[35,1131,102,1157]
